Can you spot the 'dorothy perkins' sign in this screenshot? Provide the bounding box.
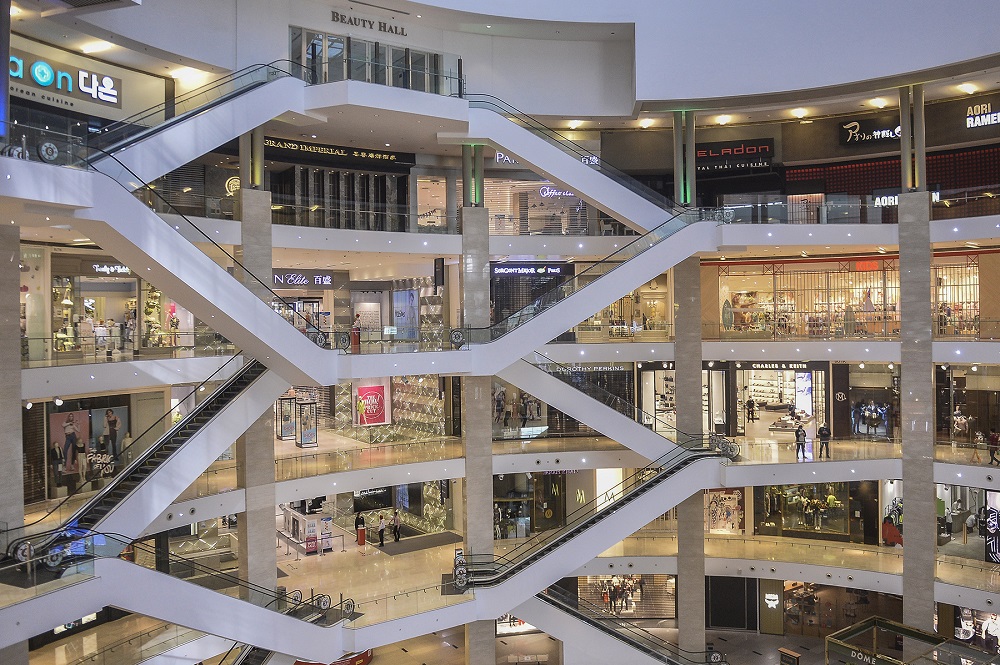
[8,47,122,109]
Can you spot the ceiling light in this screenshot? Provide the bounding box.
[716,115,732,125]
[81,40,113,54]
[859,363,865,369]
[54,397,64,406]
[791,107,808,119]
[877,247,886,254]
[639,118,654,129]
[958,83,978,95]
[24,401,32,410]
[568,120,583,130]
[9,5,21,15]
[869,98,888,109]
[888,363,894,370]
[486,24,492,28]
[973,365,979,372]
[171,67,210,85]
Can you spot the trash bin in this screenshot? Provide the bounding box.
[357,527,366,546]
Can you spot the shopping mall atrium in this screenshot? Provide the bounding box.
[2,2,1000,665]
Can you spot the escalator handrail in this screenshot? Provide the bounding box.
[528,352,681,440]
[79,141,328,341]
[4,355,257,555]
[462,207,700,342]
[90,60,308,153]
[465,444,730,584]
[463,92,685,215]
[539,586,726,665]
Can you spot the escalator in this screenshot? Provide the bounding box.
[88,61,309,185]
[5,357,282,562]
[0,534,344,662]
[448,93,682,233]
[464,436,738,614]
[523,585,726,665]
[497,354,686,461]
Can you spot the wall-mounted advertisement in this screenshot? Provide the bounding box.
[986,491,1000,564]
[795,372,813,416]
[277,397,296,440]
[705,487,745,534]
[393,289,418,340]
[297,401,318,448]
[89,406,128,478]
[49,409,91,480]
[357,385,388,426]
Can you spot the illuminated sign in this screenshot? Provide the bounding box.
[495,151,519,165]
[539,185,575,198]
[764,593,780,609]
[331,10,408,36]
[855,260,880,271]
[966,101,1000,129]
[225,176,241,196]
[872,191,940,208]
[9,48,122,108]
[839,117,901,145]
[263,137,415,168]
[91,263,131,275]
[272,269,336,289]
[492,263,563,276]
[696,139,773,171]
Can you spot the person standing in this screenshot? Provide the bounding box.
[853,401,863,435]
[392,509,401,542]
[350,313,362,354]
[519,397,528,428]
[794,424,807,460]
[354,511,366,544]
[989,429,1000,466]
[62,412,80,472]
[378,513,386,547]
[984,613,1000,653]
[49,439,64,486]
[745,397,756,423]
[817,422,832,459]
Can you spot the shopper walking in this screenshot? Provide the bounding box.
[392,510,401,542]
[852,402,863,435]
[989,429,1000,465]
[794,424,807,460]
[378,513,386,547]
[817,422,832,459]
[745,398,756,423]
[519,397,529,428]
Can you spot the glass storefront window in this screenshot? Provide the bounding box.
[760,483,850,536]
[483,178,591,236]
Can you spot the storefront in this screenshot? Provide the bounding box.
[831,363,899,440]
[783,582,902,638]
[575,270,672,341]
[636,361,732,436]
[491,262,575,340]
[330,479,456,536]
[26,249,196,363]
[735,361,829,439]
[577,574,674,619]
[936,364,1000,446]
[753,481,881,544]
[484,178,593,236]
[493,472,569,539]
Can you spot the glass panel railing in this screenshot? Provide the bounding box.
[540,585,725,665]
[465,435,737,585]
[0,119,87,168]
[933,184,1000,220]
[317,54,462,97]
[343,580,473,628]
[4,354,257,560]
[21,331,235,368]
[61,621,205,665]
[464,94,684,218]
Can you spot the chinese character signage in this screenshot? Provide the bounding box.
[272,269,337,290]
[263,136,415,170]
[839,116,902,145]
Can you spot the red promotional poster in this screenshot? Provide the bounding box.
[357,385,387,426]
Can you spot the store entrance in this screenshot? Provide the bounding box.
[738,368,825,440]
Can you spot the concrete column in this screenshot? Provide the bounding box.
[684,114,697,206]
[913,84,927,192]
[673,256,705,653]
[899,191,935,631]
[446,172,459,233]
[407,171,419,232]
[0,224,27,665]
[251,127,265,189]
[672,111,685,204]
[234,187,277,604]
[899,87,913,191]
[473,146,485,207]
[1,0,11,132]
[238,133,252,190]
[460,204,495,665]
[462,146,474,208]
[700,264,719,340]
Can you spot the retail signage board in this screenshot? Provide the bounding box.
[855,260,880,271]
[695,138,773,171]
[9,46,122,109]
[965,96,1000,129]
[491,263,566,276]
[987,499,1000,564]
[263,136,415,169]
[272,269,336,289]
[331,9,408,36]
[839,116,901,145]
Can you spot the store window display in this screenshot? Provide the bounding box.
[756,483,850,538]
[935,364,1000,446]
